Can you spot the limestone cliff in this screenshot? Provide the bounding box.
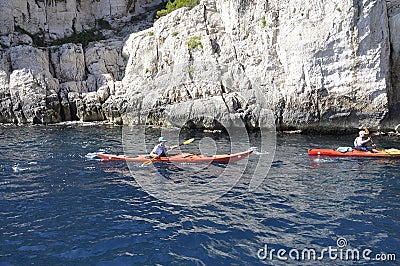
[0,0,399,131]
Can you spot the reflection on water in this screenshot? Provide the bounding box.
[0,125,399,265]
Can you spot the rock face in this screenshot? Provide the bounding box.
[388,1,400,124]
[0,0,161,124]
[0,0,399,131]
[0,0,164,40]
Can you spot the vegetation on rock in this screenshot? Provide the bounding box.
[155,0,200,20]
[15,25,45,47]
[259,16,266,29]
[15,25,105,48]
[187,36,203,50]
[49,30,105,48]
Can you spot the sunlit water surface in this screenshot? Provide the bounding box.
[0,124,399,265]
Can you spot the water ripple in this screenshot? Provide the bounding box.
[0,126,399,264]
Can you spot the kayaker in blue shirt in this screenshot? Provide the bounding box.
[150,137,178,158]
[354,130,377,152]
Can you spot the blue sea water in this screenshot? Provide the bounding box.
[0,124,399,265]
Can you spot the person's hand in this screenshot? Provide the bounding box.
[150,153,159,158]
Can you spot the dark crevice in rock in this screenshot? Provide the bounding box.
[48,48,56,78]
[27,2,31,20]
[238,0,254,16]
[385,1,400,126]
[72,18,77,34]
[69,100,79,121]
[203,4,210,36]
[76,0,81,12]
[220,92,230,113]
[350,0,361,96]
[210,38,221,55]
[127,0,135,13]
[32,116,41,124]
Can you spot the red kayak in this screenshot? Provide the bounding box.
[98,149,253,163]
[308,148,400,157]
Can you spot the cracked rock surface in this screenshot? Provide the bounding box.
[0,0,399,131]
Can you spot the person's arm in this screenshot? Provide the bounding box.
[168,145,179,151]
[360,138,371,145]
[150,145,159,157]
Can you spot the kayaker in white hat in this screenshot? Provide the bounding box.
[354,130,377,152]
[149,137,178,158]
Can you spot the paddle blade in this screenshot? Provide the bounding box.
[142,158,155,166]
[182,138,195,145]
[385,148,400,155]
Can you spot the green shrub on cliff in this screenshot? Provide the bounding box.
[186,67,196,73]
[259,16,266,29]
[97,18,112,30]
[15,25,46,47]
[49,30,105,48]
[155,0,200,20]
[187,36,203,50]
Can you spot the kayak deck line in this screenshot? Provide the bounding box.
[308,148,400,157]
[97,149,254,163]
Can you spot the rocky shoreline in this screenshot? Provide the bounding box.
[2,120,400,138]
[0,0,399,133]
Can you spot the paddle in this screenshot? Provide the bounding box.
[384,148,400,156]
[141,138,195,166]
[364,128,381,151]
[365,129,400,156]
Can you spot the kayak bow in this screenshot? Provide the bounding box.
[98,149,253,164]
[308,148,400,157]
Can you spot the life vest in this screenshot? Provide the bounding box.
[152,144,168,156]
